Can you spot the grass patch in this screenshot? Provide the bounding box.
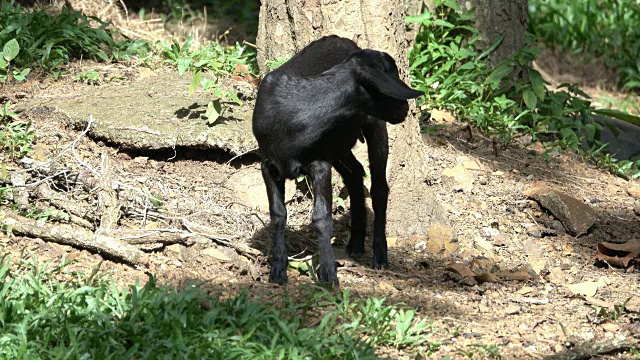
[529,0,640,92]
[408,0,640,179]
[0,102,34,161]
[0,253,439,359]
[0,0,149,81]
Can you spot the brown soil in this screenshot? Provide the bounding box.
[1,2,639,357]
[2,63,639,359]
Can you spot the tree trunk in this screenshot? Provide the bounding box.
[256,0,448,237]
[465,0,528,68]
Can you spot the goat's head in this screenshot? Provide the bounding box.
[346,49,423,124]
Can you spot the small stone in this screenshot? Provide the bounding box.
[133,156,149,164]
[627,186,640,198]
[505,306,520,315]
[634,201,640,216]
[523,186,597,236]
[201,247,233,262]
[493,234,509,246]
[165,244,182,255]
[442,164,474,193]
[482,227,500,238]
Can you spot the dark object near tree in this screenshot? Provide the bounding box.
[252,35,423,286]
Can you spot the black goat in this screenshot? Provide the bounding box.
[252,35,423,286]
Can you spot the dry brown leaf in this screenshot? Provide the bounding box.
[595,239,640,268]
[469,257,496,273]
[584,296,614,309]
[445,262,476,278]
[386,237,399,248]
[518,286,535,295]
[430,109,456,123]
[427,223,457,255]
[463,159,484,171]
[523,239,546,275]
[568,280,606,297]
[234,64,249,73]
[601,323,620,332]
[625,297,640,313]
[474,272,500,284]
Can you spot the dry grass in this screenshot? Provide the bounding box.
[34,0,251,48]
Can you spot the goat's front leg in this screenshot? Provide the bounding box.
[332,152,366,258]
[261,161,288,284]
[363,119,389,269]
[308,161,339,286]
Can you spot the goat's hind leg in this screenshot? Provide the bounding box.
[308,161,339,286]
[261,161,288,284]
[332,152,366,258]
[363,119,389,269]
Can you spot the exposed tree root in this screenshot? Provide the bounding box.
[1,212,148,266]
[545,338,640,360]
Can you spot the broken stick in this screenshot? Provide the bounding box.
[1,212,148,266]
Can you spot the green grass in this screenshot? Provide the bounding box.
[0,0,149,81]
[408,0,640,179]
[0,253,439,359]
[0,102,34,160]
[529,0,640,92]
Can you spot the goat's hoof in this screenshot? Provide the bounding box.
[347,249,365,258]
[372,257,389,270]
[346,240,365,258]
[269,263,288,285]
[317,264,339,287]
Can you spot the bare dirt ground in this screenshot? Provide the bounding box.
[2,59,639,359]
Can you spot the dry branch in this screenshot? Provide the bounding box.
[35,183,97,224]
[10,172,30,211]
[105,228,207,245]
[34,201,94,230]
[1,212,148,266]
[97,153,120,231]
[544,338,640,360]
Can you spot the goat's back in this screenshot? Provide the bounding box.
[277,35,361,77]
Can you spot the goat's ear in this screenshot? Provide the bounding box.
[356,67,424,100]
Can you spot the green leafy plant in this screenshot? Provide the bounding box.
[408,0,640,179]
[0,0,149,77]
[0,254,438,359]
[529,0,640,92]
[457,344,502,359]
[0,102,35,159]
[24,206,70,223]
[588,297,633,323]
[73,70,101,85]
[265,56,290,71]
[156,35,255,123]
[0,38,30,82]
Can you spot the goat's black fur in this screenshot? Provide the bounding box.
[252,35,423,286]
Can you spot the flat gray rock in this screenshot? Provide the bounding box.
[18,72,257,156]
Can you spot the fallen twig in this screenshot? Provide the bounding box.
[35,183,97,224]
[544,338,640,360]
[10,172,29,211]
[1,212,148,266]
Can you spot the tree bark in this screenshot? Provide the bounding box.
[256,0,448,238]
[424,0,528,67]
